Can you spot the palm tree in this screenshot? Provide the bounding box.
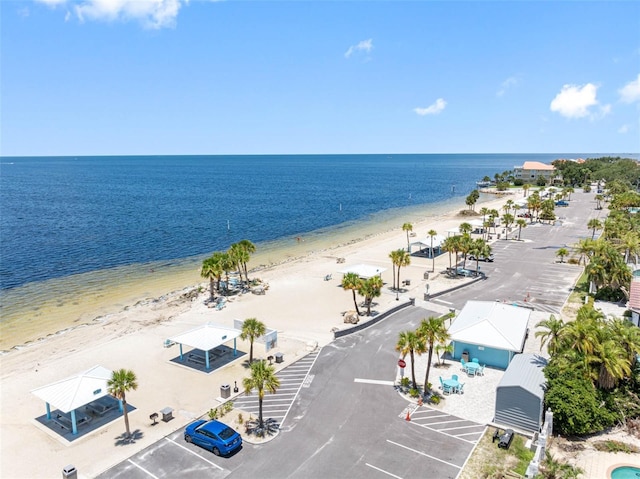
[515,218,527,240]
[535,315,564,356]
[539,451,583,479]
[427,229,438,272]
[459,222,472,236]
[359,276,383,315]
[201,257,219,302]
[522,183,531,197]
[417,316,450,392]
[243,360,280,428]
[395,330,422,390]
[588,218,602,240]
[237,239,256,283]
[396,249,411,289]
[402,223,413,251]
[595,194,604,210]
[341,272,362,316]
[501,213,514,240]
[240,317,266,363]
[228,242,249,285]
[574,238,595,265]
[108,369,138,440]
[556,248,568,263]
[442,236,456,273]
[388,249,401,290]
[469,239,491,274]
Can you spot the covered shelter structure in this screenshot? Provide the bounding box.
[448,301,531,370]
[409,234,446,257]
[338,264,386,279]
[169,323,241,370]
[494,353,548,433]
[31,365,120,435]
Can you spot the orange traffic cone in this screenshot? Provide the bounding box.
[405,411,411,421]
[418,397,423,407]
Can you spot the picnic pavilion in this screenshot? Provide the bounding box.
[31,365,120,435]
[168,322,241,370]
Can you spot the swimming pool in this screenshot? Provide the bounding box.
[610,466,640,479]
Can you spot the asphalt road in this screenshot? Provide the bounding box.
[432,190,605,314]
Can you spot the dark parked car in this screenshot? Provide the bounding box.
[469,253,494,262]
[184,419,242,456]
[555,200,569,207]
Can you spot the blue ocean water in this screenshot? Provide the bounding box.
[0,153,590,290]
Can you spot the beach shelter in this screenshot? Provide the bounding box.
[494,353,548,433]
[409,234,446,256]
[448,301,531,369]
[169,323,242,370]
[31,365,116,435]
[338,264,387,279]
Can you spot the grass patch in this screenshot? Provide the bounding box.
[460,428,533,479]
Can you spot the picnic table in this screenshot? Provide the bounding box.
[465,362,480,375]
[443,378,460,390]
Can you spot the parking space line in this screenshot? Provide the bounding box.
[424,419,469,426]
[164,437,224,470]
[409,422,476,444]
[365,463,403,478]
[456,431,485,436]
[127,459,159,479]
[438,424,486,431]
[387,440,461,470]
[280,350,321,425]
[354,378,395,385]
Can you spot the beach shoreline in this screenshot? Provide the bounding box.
[0,193,508,352]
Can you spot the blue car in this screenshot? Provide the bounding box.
[184,420,242,456]
[555,200,569,207]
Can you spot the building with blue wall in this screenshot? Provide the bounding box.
[448,301,531,370]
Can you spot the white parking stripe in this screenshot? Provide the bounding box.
[456,431,485,436]
[365,463,403,478]
[387,440,461,469]
[127,459,159,479]
[354,378,395,386]
[423,419,469,426]
[164,437,224,470]
[280,350,321,425]
[438,424,487,431]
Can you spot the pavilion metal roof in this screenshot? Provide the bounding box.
[169,323,241,352]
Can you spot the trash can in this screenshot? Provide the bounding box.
[62,465,77,479]
[462,351,469,362]
[423,271,429,280]
[275,352,284,363]
[220,384,230,399]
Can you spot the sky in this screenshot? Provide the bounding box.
[1,0,639,156]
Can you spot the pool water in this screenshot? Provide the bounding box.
[611,466,640,479]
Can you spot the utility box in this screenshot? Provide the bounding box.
[220,384,230,399]
[275,352,284,364]
[423,271,429,280]
[62,465,77,479]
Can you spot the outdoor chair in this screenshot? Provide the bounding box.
[324,274,332,281]
[457,383,465,394]
[477,365,485,376]
[452,374,458,381]
[442,383,453,395]
[472,358,479,363]
[460,358,467,371]
[438,377,444,390]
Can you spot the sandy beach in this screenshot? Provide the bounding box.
[0,193,515,478]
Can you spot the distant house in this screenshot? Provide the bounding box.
[448,301,531,370]
[494,353,548,433]
[513,161,557,184]
[628,273,640,327]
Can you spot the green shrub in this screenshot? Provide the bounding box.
[208,408,219,420]
[409,388,420,398]
[594,286,626,302]
[429,394,441,405]
[400,376,410,388]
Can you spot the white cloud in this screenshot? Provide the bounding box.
[550,83,604,119]
[344,39,373,59]
[618,124,630,134]
[34,0,191,29]
[619,74,640,104]
[496,76,519,97]
[414,98,447,116]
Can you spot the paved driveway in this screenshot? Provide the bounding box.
[99,307,480,479]
[433,190,602,314]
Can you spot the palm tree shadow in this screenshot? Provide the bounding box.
[114,429,144,446]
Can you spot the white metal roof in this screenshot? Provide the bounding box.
[31,365,112,413]
[338,264,387,279]
[449,301,530,352]
[410,234,446,249]
[169,323,242,351]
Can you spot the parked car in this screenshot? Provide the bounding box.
[469,253,494,262]
[184,419,242,456]
[555,200,569,207]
